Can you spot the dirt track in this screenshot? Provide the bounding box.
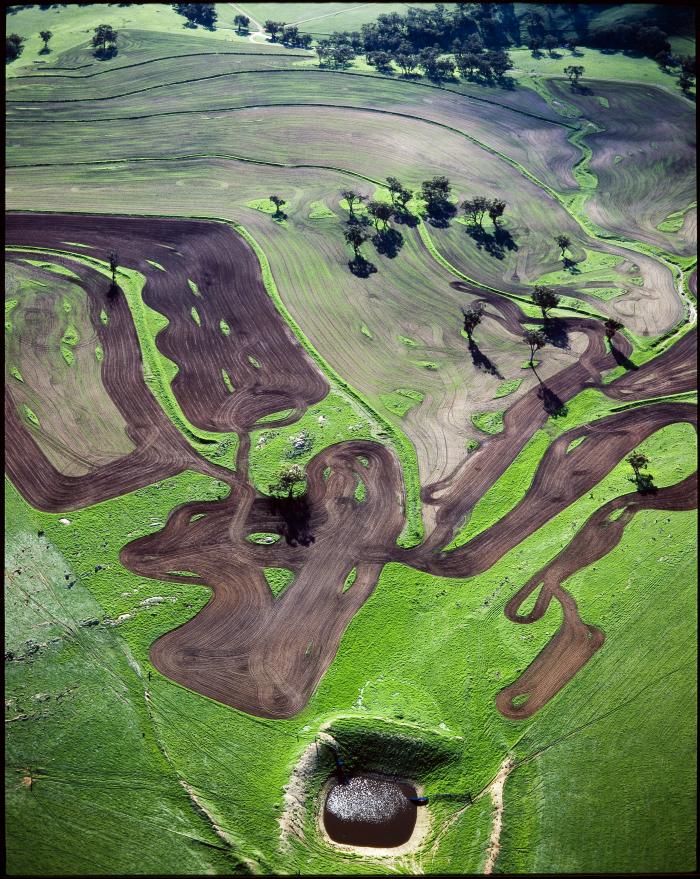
[5,212,697,719]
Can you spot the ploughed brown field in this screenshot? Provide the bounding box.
[6,212,697,719]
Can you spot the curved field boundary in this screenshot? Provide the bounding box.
[5,243,236,462]
[228,222,424,547]
[12,87,685,329]
[6,66,576,130]
[10,50,311,80]
[5,209,424,546]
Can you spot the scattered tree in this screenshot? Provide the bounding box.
[367,200,393,230]
[461,195,490,228]
[524,329,547,366]
[532,285,560,321]
[488,199,506,227]
[269,463,306,498]
[109,251,119,284]
[421,176,452,205]
[555,234,571,261]
[603,317,624,341]
[344,224,370,259]
[39,30,53,52]
[461,304,483,341]
[269,195,286,218]
[91,23,118,56]
[564,64,585,87]
[340,189,366,218]
[626,452,649,479]
[6,33,25,63]
[263,20,285,42]
[233,14,250,34]
[543,34,558,56]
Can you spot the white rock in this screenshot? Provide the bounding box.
[58,518,70,525]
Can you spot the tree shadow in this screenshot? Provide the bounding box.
[107,281,120,301]
[466,224,519,260]
[93,46,118,61]
[372,227,404,258]
[348,256,377,278]
[39,46,51,55]
[563,256,581,273]
[571,83,592,95]
[425,201,457,228]
[497,75,516,90]
[611,343,639,371]
[270,495,315,547]
[631,473,657,494]
[468,339,503,378]
[542,318,569,349]
[272,210,288,222]
[393,209,419,228]
[537,383,568,417]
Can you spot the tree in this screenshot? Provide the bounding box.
[233,14,250,34]
[543,34,558,56]
[109,251,119,284]
[529,36,542,55]
[281,25,299,46]
[567,38,579,54]
[564,64,584,86]
[269,462,306,497]
[269,195,286,218]
[421,176,451,206]
[39,30,53,52]
[344,224,370,259]
[461,304,483,341]
[395,50,419,76]
[6,34,25,63]
[340,189,366,218]
[173,3,217,29]
[92,23,118,55]
[603,318,624,341]
[532,285,560,321]
[524,329,546,366]
[367,200,393,230]
[486,49,512,80]
[386,176,413,209]
[488,199,506,227]
[456,51,480,78]
[461,195,490,228]
[679,69,695,94]
[367,50,393,72]
[263,20,285,42]
[555,234,571,260]
[626,452,649,479]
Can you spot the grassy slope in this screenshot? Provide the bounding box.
[4,524,238,876]
[5,406,695,872]
[498,506,697,874]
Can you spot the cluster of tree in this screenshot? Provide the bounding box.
[590,21,671,58]
[172,3,217,30]
[264,20,314,49]
[6,33,25,62]
[316,33,357,68]
[92,23,118,58]
[656,53,696,94]
[453,36,512,81]
[461,196,507,228]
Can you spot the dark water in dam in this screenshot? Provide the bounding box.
[323,773,418,848]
